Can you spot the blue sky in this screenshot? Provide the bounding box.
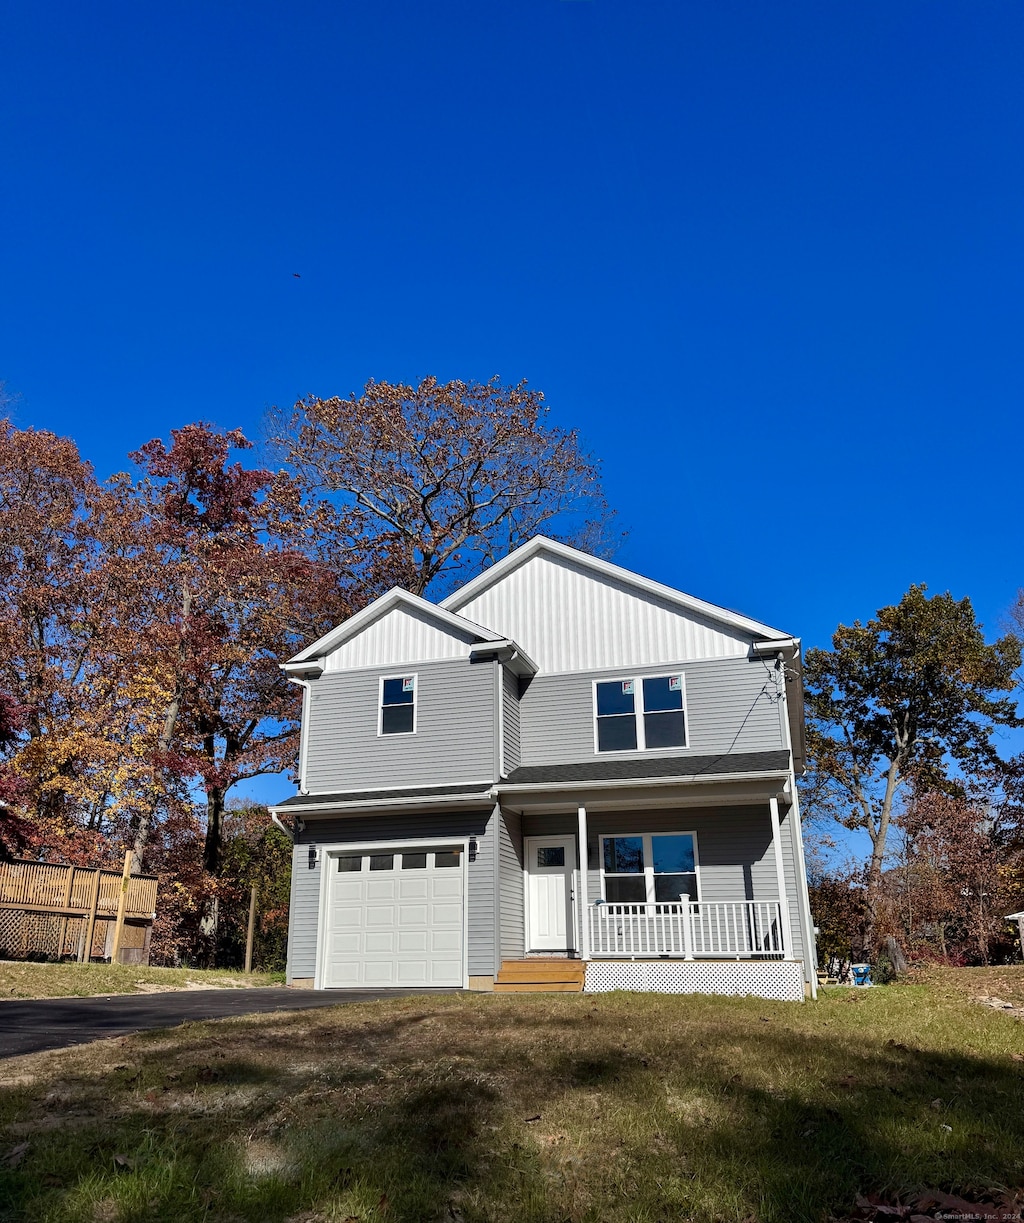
[3,1,1023,802]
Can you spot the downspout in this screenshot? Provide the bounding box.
[286,676,313,794]
[271,812,294,842]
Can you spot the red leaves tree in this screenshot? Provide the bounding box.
[116,424,350,874]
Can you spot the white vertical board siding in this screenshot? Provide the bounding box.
[452,552,753,673]
[285,809,495,981]
[324,604,480,670]
[305,658,496,793]
[519,655,784,767]
[498,808,525,959]
[501,669,521,774]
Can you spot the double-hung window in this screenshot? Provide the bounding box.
[601,832,699,903]
[379,675,416,735]
[594,674,686,752]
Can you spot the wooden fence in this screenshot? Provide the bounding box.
[0,859,159,965]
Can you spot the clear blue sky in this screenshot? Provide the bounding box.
[3,1,1022,796]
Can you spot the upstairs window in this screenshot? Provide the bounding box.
[594,674,686,752]
[380,675,416,735]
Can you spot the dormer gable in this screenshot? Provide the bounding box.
[282,588,505,675]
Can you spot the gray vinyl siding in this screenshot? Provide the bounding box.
[502,669,521,774]
[519,655,785,767]
[285,808,495,982]
[521,804,805,963]
[498,807,525,959]
[304,658,497,793]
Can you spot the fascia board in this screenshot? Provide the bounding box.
[440,536,793,641]
[495,769,790,795]
[268,792,496,816]
[286,588,505,665]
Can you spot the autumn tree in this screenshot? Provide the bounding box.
[117,424,350,874]
[270,376,615,597]
[0,421,140,858]
[803,585,1021,957]
[894,790,1022,964]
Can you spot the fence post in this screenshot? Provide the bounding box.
[110,850,132,965]
[81,869,102,964]
[244,884,257,974]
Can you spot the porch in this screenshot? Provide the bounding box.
[497,789,815,1001]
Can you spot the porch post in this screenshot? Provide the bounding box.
[768,795,791,956]
[577,806,590,962]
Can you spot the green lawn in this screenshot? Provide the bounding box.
[0,960,285,999]
[0,972,1022,1222]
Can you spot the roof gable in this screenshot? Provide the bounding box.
[440,537,793,673]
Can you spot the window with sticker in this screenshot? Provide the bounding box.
[380,674,416,735]
[594,674,686,751]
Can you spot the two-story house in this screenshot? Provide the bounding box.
[272,537,817,1002]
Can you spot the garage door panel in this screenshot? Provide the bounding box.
[431,929,462,952]
[322,848,466,989]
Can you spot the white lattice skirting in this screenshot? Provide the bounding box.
[584,959,806,1002]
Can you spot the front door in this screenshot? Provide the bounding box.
[526,835,576,952]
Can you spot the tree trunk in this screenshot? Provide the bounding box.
[133,584,192,874]
[203,782,226,874]
[883,934,908,977]
[861,761,900,957]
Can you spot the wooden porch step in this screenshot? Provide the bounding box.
[493,959,585,992]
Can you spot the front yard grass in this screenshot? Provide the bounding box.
[1,971,1023,1222]
[0,961,285,999]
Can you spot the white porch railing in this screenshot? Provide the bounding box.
[587,901,785,959]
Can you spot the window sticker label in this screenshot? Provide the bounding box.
[668,675,682,692]
[622,679,635,694]
[402,677,415,692]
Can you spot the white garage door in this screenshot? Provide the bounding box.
[322,846,465,988]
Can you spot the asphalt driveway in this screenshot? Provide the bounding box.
[0,987,453,1059]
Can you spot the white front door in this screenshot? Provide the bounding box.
[526,835,576,952]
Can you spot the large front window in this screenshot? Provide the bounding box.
[594,674,686,752]
[601,832,698,903]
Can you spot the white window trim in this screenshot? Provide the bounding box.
[599,831,701,904]
[314,837,470,991]
[591,672,689,754]
[378,672,418,737]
